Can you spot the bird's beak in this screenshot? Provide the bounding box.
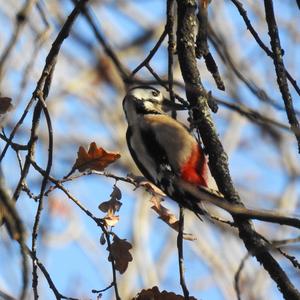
[162,98,186,112]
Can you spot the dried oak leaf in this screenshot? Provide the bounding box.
[150,196,196,241]
[107,235,132,274]
[0,97,13,115]
[102,214,119,227]
[128,174,166,196]
[110,184,122,200]
[74,142,120,172]
[99,185,122,213]
[99,199,122,214]
[133,286,197,300]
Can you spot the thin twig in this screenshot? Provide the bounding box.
[214,97,294,133]
[12,0,90,203]
[0,133,28,151]
[31,95,53,299]
[3,0,91,297]
[277,248,300,270]
[208,24,294,114]
[30,161,121,299]
[26,246,79,300]
[131,28,167,76]
[230,0,300,96]
[167,0,176,118]
[92,282,114,295]
[177,206,190,299]
[196,1,225,91]
[106,232,121,300]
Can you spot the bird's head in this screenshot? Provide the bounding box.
[123,86,184,124]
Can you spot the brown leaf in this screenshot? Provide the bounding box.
[133,286,197,300]
[102,213,119,227]
[107,235,132,274]
[150,196,196,241]
[111,185,122,200]
[0,97,13,115]
[128,174,166,196]
[74,142,120,172]
[98,199,122,213]
[99,185,122,213]
[150,196,178,225]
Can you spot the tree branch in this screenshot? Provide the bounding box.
[264,0,300,152]
[175,1,300,299]
[177,206,190,299]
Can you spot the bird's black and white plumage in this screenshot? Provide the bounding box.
[123,86,209,215]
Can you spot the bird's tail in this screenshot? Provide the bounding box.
[173,178,223,220]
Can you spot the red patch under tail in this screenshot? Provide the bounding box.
[180,145,208,187]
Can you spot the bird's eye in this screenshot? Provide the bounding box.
[151,90,159,97]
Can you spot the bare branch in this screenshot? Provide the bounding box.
[264,0,300,152]
[177,206,190,299]
[175,1,300,299]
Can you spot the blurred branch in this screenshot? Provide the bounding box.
[0,290,16,300]
[71,0,129,82]
[214,97,293,133]
[0,0,38,81]
[271,236,300,247]
[234,253,249,300]
[0,176,28,300]
[234,237,300,300]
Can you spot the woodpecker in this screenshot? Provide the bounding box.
[123,86,209,216]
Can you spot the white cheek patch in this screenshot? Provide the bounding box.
[130,89,151,99]
[129,88,164,103]
[143,100,156,111]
